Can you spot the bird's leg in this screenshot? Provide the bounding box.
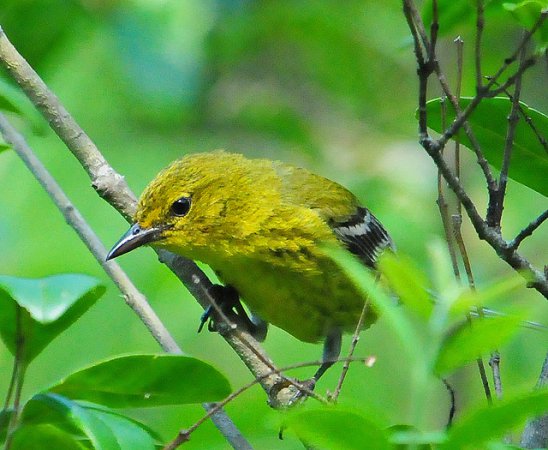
[314,328,342,383]
[283,328,343,405]
[198,284,269,341]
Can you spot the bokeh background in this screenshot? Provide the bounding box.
[0,0,546,448]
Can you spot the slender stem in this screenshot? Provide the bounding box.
[453,215,494,403]
[509,210,548,251]
[474,0,485,92]
[454,36,464,217]
[427,134,548,297]
[437,98,461,280]
[489,43,527,229]
[331,298,371,402]
[442,378,456,428]
[2,354,18,411]
[4,308,27,450]
[489,351,503,399]
[163,355,372,450]
[429,0,439,62]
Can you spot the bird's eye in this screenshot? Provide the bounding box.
[170,196,191,217]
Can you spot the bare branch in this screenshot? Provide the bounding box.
[489,43,527,228]
[331,299,371,402]
[509,210,548,251]
[402,0,548,299]
[163,355,373,450]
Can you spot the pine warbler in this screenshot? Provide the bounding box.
[107,151,393,382]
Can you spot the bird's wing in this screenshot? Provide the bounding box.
[329,206,394,268]
[274,162,394,268]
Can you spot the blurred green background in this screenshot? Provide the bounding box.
[0,0,546,448]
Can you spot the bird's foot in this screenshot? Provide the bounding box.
[198,284,268,341]
[269,378,317,409]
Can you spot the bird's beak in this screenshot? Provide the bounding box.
[106,223,162,260]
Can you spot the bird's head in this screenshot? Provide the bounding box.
[106,151,279,262]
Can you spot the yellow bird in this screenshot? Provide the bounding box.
[107,151,393,383]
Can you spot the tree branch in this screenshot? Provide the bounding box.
[0,113,253,450]
[509,210,548,251]
[402,0,548,299]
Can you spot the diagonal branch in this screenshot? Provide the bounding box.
[0,113,254,450]
[402,0,548,299]
[509,210,548,251]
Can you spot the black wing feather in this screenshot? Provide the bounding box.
[330,206,394,268]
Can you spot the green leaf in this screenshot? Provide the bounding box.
[442,390,548,449]
[434,315,522,375]
[0,77,45,132]
[22,394,121,450]
[80,407,156,450]
[0,137,10,153]
[422,0,475,36]
[421,0,506,37]
[286,408,390,450]
[10,424,87,450]
[504,1,548,50]
[49,354,231,407]
[378,253,434,320]
[0,274,105,363]
[19,395,159,450]
[327,246,423,363]
[424,97,548,197]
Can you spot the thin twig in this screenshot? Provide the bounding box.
[184,277,327,405]
[0,113,253,450]
[331,299,371,402]
[163,355,374,449]
[442,378,456,428]
[475,0,485,92]
[509,210,548,251]
[489,351,503,400]
[490,43,527,229]
[454,36,463,215]
[488,79,548,152]
[402,0,548,298]
[4,308,26,450]
[429,0,439,62]
[437,97,461,280]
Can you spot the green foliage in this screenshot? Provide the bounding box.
[18,394,156,450]
[0,274,105,364]
[434,314,524,375]
[424,97,548,197]
[442,389,548,450]
[504,1,548,50]
[0,1,546,448]
[0,78,45,132]
[378,253,433,320]
[325,247,545,448]
[0,274,232,449]
[49,354,231,407]
[286,407,390,450]
[10,424,88,450]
